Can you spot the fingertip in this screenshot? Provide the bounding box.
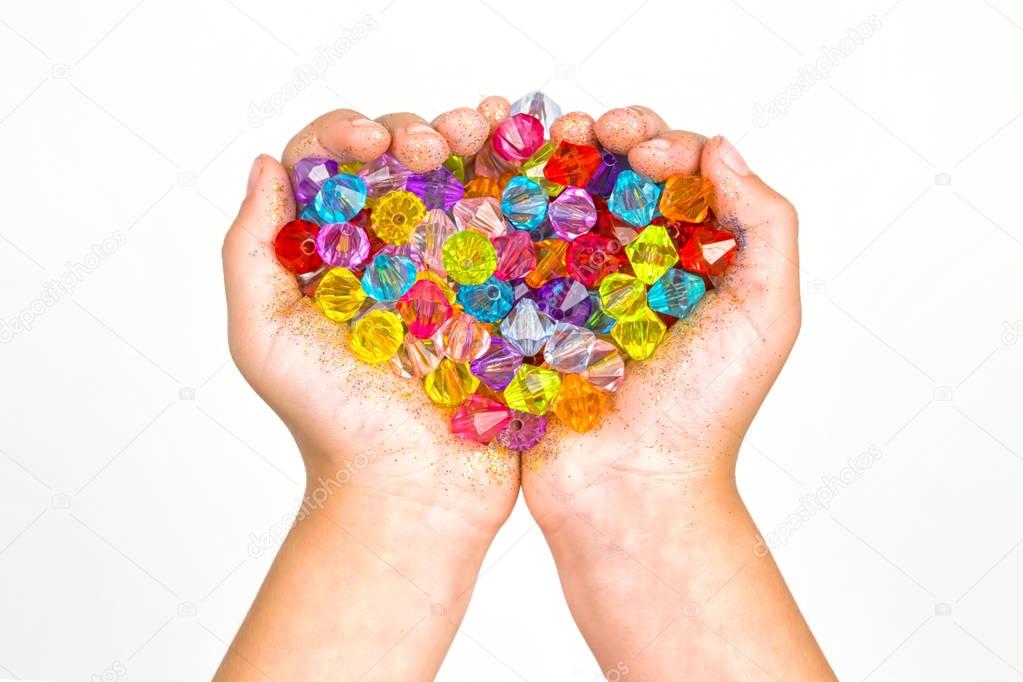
[594,106,668,154]
[627,130,707,182]
[321,115,391,163]
[550,111,597,147]
[433,107,489,156]
[477,96,510,130]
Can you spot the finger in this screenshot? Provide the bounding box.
[550,111,598,147]
[281,109,390,173]
[628,130,708,182]
[432,107,490,156]
[594,105,669,154]
[477,96,511,130]
[375,112,450,173]
[222,155,301,346]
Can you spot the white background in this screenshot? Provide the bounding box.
[1,0,1021,680]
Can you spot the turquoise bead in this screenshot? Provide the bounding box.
[299,203,321,224]
[501,176,548,230]
[608,170,661,227]
[361,253,417,301]
[314,173,367,223]
[647,268,707,319]
[456,277,514,323]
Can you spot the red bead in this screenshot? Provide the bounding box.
[274,219,322,274]
[677,225,739,276]
[566,233,626,287]
[543,141,602,187]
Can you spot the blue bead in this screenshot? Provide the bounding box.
[501,176,548,230]
[647,269,707,319]
[299,203,322,224]
[457,277,514,323]
[314,173,367,223]
[608,170,661,227]
[361,254,416,301]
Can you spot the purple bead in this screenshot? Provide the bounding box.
[377,242,424,269]
[293,157,339,205]
[533,277,592,325]
[357,153,412,200]
[470,338,523,391]
[548,187,597,241]
[405,167,464,210]
[586,151,629,198]
[315,222,370,268]
[510,278,532,302]
[497,411,547,451]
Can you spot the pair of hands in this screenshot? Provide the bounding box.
[217,98,832,681]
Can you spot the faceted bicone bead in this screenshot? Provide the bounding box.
[293,157,339,205]
[377,243,423,270]
[395,279,453,339]
[417,270,456,303]
[608,170,661,227]
[457,277,514,323]
[659,174,713,223]
[444,154,468,182]
[350,309,404,364]
[315,222,370,269]
[451,395,512,444]
[492,113,545,162]
[361,253,417,301]
[315,267,367,322]
[586,151,629,197]
[405,167,464,211]
[497,411,548,450]
[411,209,458,276]
[677,226,738,276]
[544,141,602,188]
[390,334,443,378]
[464,176,503,199]
[423,358,480,407]
[584,292,617,334]
[582,339,625,392]
[524,239,568,288]
[548,187,597,241]
[474,139,519,179]
[501,176,549,230]
[510,91,562,136]
[647,269,707,319]
[552,374,607,432]
[503,365,561,415]
[470,337,523,391]
[500,298,556,357]
[566,232,626,287]
[594,208,640,247]
[521,143,566,197]
[314,174,367,223]
[492,230,536,281]
[371,190,426,245]
[274,219,322,274]
[598,273,647,319]
[625,225,679,284]
[534,277,592,325]
[452,197,508,238]
[611,307,666,361]
[441,230,497,285]
[299,203,321,224]
[543,322,597,374]
[437,313,491,363]
[358,153,412,202]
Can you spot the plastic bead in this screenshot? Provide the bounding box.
[315,267,367,322]
[441,231,497,285]
[350,309,404,364]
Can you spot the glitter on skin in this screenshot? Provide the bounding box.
[550,112,598,147]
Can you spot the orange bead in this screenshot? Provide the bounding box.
[464,176,503,200]
[524,239,568,289]
[659,174,713,223]
[551,374,607,432]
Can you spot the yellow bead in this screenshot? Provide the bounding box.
[350,309,404,364]
[521,142,566,198]
[611,307,667,360]
[315,267,367,322]
[372,190,426,245]
[552,374,607,432]
[659,174,713,223]
[441,230,497,285]
[423,358,480,407]
[338,161,364,176]
[598,273,647,320]
[503,365,561,415]
[625,224,679,284]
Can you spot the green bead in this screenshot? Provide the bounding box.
[503,365,562,415]
[521,142,565,197]
[625,225,679,284]
[442,230,497,285]
[315,267,367,322]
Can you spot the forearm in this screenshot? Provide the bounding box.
[544,478,834,681]
[215,480,492,681]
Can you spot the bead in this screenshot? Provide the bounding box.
[524,239,568,289]
[510,91,562,136]
[625,224,679,285]
[274,219,322,274]
[677,225,738,276]
[437,313,491,363]
[371,190,426,245]
[492,230,537,281]
[608,170,661,227]
[410,209,458,276]
[534,277,592,325]
[464,176,503,199]
[611,307,666,361]
[361,253,417,301]
[441,231,497,285]
[315,222,370,269]
[314,267,367,322]
[417,270,456,303]
[456,277,514,323]
[313,173,367,223]
[499,298,555,357]
[501,176,549,230]
[299,203,321,224]
[544,141,602,188]
[357,153,411,202]
[552,374,607,432]
[543,322,597,374]
[492,113,545,161]
[598,273,647,319]
[337,161,364,176]
[582,340,625,392]
[395,279,453,339]
[503,365,561,415]
[659,174,713,223]
[443,154,468,183]
[293,157,339,205]
[566,232,626,287]
[647,269,707,319]
[423,358,480,407]
[548,187,597,241]
[586,151,629,197]
[349,309,404,364]
[497,411,548,450]
[390,334,443,378]
[583,292,617,335]
[451,395,512,444]
[521,142,566,197]
[452,197,508,238]
[405,167,464,211]
[470,337,523,391]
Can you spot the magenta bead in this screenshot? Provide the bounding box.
[548,187,597,241]
[497,411,548,451]
[492,114,545,162]
[315,222,370,268]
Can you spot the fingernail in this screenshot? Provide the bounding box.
[407,123,436,135]
[246,155,263,196]
[718,136,751,176]
[350,117,379,128]
[638,137,672,151]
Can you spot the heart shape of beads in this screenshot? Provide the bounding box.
[274,93,738,450]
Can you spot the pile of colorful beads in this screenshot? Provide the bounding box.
[274,92,738,450]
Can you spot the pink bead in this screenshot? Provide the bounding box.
[437,313,491,363]
[491,230,537,281]
[548,187,597,241]
[395,280,452,339]
[452,197,508,238]
[492,114,545,162]
[451,395,512,444]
